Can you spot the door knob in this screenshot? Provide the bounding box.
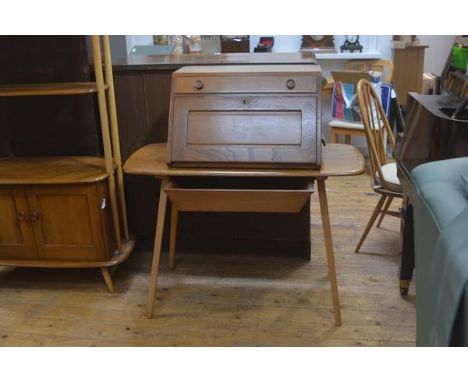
[29,212,40,222]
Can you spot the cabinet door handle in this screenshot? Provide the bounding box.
[16,212,26,221]
[29,212,40,222]
[193,80,204,90]
[286,79,296,90]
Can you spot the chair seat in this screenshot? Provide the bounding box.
[376,162,402,193]
[329,120,365,130]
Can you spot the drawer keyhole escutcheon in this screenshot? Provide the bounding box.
[194,80,204,90]
[286,79,296,90]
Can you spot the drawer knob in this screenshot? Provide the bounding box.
[286,79,296,90]
[194,80,204,90]
[16,212,26,221]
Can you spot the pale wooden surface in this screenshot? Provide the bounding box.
[0,82,108,97]
[124,143,366,178]
[174,65,321,76]
[0,173,415,346]
[0,157,108,184]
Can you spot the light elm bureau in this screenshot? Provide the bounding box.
[167,65,322,168]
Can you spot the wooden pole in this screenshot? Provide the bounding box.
[92,35,121,248]
[102,35,129,242]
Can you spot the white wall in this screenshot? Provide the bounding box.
[418,35,456,75]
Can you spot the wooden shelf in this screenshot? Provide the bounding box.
[0,82,108,97]
[0,156,108,184]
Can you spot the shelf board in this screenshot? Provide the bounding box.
[315,51,383,60]
[0,156,108,184]
[0,82,108,97]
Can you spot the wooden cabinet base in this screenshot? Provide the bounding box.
[0,178,135,292]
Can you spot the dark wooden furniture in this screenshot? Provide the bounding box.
[167,65,322,168]
[395,92,468,294]
[124,143,366,325]
[220,36,250,53]
[0,36,134,291]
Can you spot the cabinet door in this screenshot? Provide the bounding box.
[0,186,37,260]
[169,95,320,167]
[26,184,107,262]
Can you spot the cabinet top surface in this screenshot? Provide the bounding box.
[0,156,108,184]
[173,64,322,77]
[124,143,365,178]
[112,53,318,71]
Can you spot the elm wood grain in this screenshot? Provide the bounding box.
[26,184,107,262]
[124,143,366,178]
[0,186,37,260]
[0,82,108,97]
[173,76,318,94]
[0,175,415,346]
[0,157,108,184]
[169,95,319,167]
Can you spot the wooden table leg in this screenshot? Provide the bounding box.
[317,178,342,326]
[168,206,178,270]
[146,178,169,319]
[100,267,114,293]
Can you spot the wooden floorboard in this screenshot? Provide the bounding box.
[0,173,415,346]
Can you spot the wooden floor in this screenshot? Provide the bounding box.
[0,173,415,346]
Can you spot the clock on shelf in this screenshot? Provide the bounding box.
[340,35,363,53]
[300,35,336,53]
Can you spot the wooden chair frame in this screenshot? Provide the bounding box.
[354,78,402,253]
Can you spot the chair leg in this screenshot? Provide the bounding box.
[355,195,387,253]
[377,196,393,228]
[330,128,337,143]
[345,135,351,145]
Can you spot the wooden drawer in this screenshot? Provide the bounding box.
[173,75,318,94]
[164,177,314,213]
[168,94,321,168]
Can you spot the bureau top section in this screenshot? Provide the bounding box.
[172,64,322,78]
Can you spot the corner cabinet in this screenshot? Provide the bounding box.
[0,36,135,292]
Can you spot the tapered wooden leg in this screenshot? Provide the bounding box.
[355,194,386,253]
[168,205,178,270]
[101,267,114,293]
[317,178,341,326]
[345,135,351,145]
[377,196,393,228]
[146,178,169,319]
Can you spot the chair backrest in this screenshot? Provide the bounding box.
[445,71,468,97]
[345,59,394,83]
[356,79,396,190]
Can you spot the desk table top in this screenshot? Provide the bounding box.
[123,143,365,178]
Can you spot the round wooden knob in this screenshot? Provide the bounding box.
[29,212,40,222]
[194,80,204,90]
[286,79,296,90]
[16,212,26,221]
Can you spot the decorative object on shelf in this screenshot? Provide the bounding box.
[254,37,274,53]
[340,35,363,53]
[186,35,202,53]
[172,35,185,55]
[300,35,336,53]
[153,35,169,45]
[220,35,250,53]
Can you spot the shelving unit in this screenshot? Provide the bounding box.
[0,36,134,292]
